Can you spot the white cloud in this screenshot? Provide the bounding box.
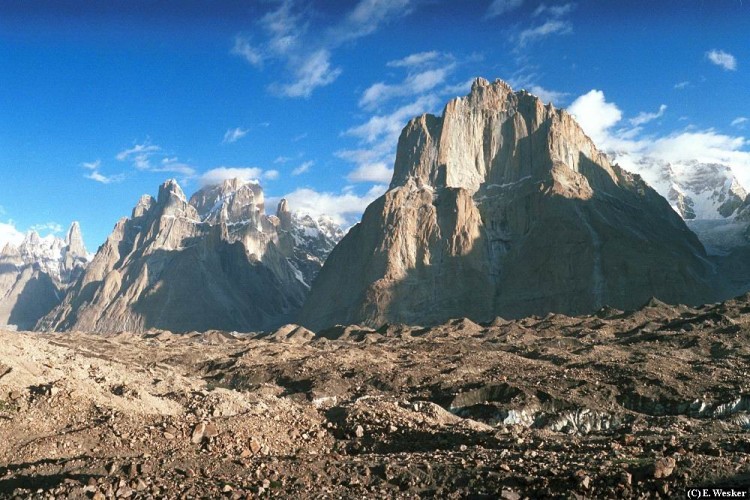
[359,64,454,109]
[274,156,292,164]
[346,162,393,183]
[264,169,280,180]
[82,159,124,184]
[485,0,524,18]
[116,143,161,162]
[0,221,24,248]
[567,90,623,146]
[346,94,440,144]
[674,80,690,90]
[279,184,387,226]
[199,167,278,186]
[568,88,750,189]
[332,0,412,43]
[731,117,748,128]
[223,127,248,144]
[519,19,572,46]
[117,142,161,171]
[279,49,342,98]
[629,104,667,126]
[387,51,440,68]
[116,141,195,177]
[30,222,63,235]
[508,73,568,104]
[154,158,196,176]
[292,160,313,176]
[199,167,263,186]
[85,170,124,184]
[706,49,737,71]
[532,3,575,17]
[234,0,414,98]
[646,129,750,188]
[232,36,264,67]
[649,131,745,163]
[81,160,101,170]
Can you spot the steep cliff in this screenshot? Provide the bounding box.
[299,78,718,330]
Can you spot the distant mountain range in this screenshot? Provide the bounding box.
[5,78,750,333]
[0,222,88,329]
[36,178,343,333]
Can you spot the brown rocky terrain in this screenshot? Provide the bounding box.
[3,295,750,498]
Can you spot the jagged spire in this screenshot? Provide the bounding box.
[65,221,87,257]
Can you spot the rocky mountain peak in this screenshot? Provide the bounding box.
[23,230,42,247]
[276,199,292,231]
[1,221,90,330]
[64,221,87,257]
[391,78,615,199]
[189,178,265,225]
[299,78,718,330]
[132,194,156,218]
[0,242,20,258]
[156,179,195,219]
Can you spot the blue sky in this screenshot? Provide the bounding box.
[1,0,748,250]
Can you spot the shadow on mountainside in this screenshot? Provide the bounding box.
[8,270,60,330]
[300,151,724,331]
[128,242,304,333]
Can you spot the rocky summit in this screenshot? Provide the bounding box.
[0,222,88,330]
[300,78,719,330]
[37,178,342,334]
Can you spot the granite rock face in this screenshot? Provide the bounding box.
[38,179,340,333]
[299,78,718,330]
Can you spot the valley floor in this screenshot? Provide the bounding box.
[3,297,750,498]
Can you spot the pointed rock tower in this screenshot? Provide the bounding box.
[0,222,88,330]
[38,178,341,333]
[298,78,718,330]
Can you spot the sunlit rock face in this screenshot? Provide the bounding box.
[299,78,717,330]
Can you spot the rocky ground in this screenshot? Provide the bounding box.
[3,297,750,498]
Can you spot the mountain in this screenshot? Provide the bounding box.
[38,178,342,333]
[0,222,88,330]
[611,153,750,293]
[299,78,719,331]
[275,199,345,288]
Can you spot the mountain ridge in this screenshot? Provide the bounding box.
[0,222,88,330]
[37,178,342,333]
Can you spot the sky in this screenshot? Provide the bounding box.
[1,0,749,250]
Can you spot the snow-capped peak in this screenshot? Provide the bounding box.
[611,151,748,220]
